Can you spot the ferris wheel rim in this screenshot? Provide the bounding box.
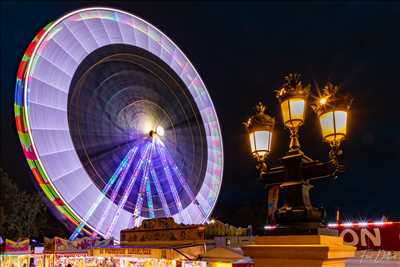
[16,7,224,240]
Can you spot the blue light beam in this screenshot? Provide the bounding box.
[95,146,139,234]
[132,142,154,227]
[156,138,187,223]
[105,142,152,238]
[145,176,155,219]
[149,165,171,217]
[159,139,206,219]
[158,139,195,200]
[69,147,138,240]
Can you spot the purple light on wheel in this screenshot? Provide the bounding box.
[15,7,224,241]
[70,146,138,240]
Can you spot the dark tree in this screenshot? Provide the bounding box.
[0,168,47,239]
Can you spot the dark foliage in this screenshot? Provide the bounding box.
[0,168,67,240]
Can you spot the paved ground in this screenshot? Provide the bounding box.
[345,251,400,266]
[346,259,400,266]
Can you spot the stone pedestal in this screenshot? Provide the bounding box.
[242,235,356,267]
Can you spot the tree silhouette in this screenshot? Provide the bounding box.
[0,168,47,240]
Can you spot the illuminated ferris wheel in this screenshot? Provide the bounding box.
[14,7,223,241]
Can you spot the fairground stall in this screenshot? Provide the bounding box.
[88,218,208,267]
[43,236,114,267]
[0,239,53,267]
[0,237,113,267]
[0,239,31,267]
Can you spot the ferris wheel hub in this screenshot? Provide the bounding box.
[149,125,165,138]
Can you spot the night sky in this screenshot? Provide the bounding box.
[1,1,399,229]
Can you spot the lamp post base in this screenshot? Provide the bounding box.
[242,235,356,267]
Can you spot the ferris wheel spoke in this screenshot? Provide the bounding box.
[43,32,80,66]
[145,177,155,219]
[62,21,96,55]
[149,165,170,217]
[105,141,152,238]
[39,147,75,157]
[94,18,112,45]
[29,100,67,113]
[170,117,197,129]
[29,74,69,94]
[69,115,128,139]
[68,183,92,204]
[96,145,139,232]
[132,142,154,227]
[158,139,195,200]
[88,108,127,134]
[71,114,128,133]
[63,21,91,54]
[38,54,74,79]
[71,98,127,136]
[80,139,136,166]
[101,74,139,104]
[75,137,132,152]
[69,146,137,240]
[80,18,100,48]
[156,139,188,223]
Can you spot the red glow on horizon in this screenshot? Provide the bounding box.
[263,221,397,230]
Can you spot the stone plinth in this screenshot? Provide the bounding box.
[242,235,356,267]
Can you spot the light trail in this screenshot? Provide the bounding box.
[158,140,195,200]
[149,165,171,217]
[95,146,139,234]
[132,142,154,227]
[145,177,155,218]
[69,147,137,240]
[159,139,207,220]
[105,142,152,238]
[156,138,187,223]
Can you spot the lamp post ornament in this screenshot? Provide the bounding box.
[244,73,352,235]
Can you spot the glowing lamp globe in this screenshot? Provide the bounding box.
[280,98,306,128]
[319,110,348,143]
[311,83,352,146]
[276,73,310,129]
[249,131,272,157]
[244,103,275,159]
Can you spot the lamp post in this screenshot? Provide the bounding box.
[244,73,352,235]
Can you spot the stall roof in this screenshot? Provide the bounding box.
[199,247,245,262]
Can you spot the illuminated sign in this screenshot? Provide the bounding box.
[329,222,400,251]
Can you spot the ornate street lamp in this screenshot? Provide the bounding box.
[311,83,353,164]
[243,103,275,174]
[245,74,352,235]
[276,73,310,152]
